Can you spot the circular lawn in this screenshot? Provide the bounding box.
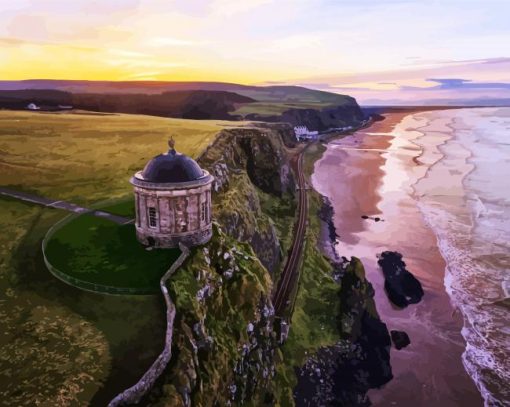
[43,213,181,294]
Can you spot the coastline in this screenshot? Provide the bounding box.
[311,111,484,406]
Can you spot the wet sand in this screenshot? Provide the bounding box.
[312,113,483,406]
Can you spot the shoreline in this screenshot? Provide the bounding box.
[311,111,484,406]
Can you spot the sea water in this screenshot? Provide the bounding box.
[412,108,510,405]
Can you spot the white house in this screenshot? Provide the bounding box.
[26,103,40,111]
[294,125,319,141]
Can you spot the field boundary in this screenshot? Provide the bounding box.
[41,213,158,295]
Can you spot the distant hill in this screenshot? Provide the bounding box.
[0,89,254,120]
[0,80,351,104]
[0,80,365,130]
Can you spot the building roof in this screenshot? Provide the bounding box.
[138,148,205,183]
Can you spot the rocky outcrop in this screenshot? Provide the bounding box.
[198,126,296,274]
[229,295,277,405]
[391,330,410,350]
[294,257,393,406]
[377,251,424,308]
[142,225,275,407]
[198,127,295,196]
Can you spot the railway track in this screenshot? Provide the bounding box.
[272,147,309,316]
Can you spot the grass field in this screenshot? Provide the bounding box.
[44,213,181,292]
[0,110,245,205]
[0,110,231,404]
[0,199,168,405]
[232,101,333,118]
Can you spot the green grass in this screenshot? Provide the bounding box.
[44,214,180,291]
[237,87,354,105]
[232,102,333,118]
[0,199,167,405]
[96,198,135,218]
[0,110,247,205]
[0,110,254,405]
[140,224,274,406]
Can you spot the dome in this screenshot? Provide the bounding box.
[139,148,205,183]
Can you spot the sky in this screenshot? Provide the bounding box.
[1,0,510,104]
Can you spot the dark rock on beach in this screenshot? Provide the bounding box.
[378,251,424,308]
[294,257,393,406]
[361,214,383,222]
[319,197,339,243]
[390,330,410,350]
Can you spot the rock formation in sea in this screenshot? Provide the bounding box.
[390,330,411,350]
[377,251,424,308]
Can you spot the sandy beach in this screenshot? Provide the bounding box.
[312,112,484,406]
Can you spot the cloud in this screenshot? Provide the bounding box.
[426,78,510,90]
[209,0,273,16]
[0,36,100,52]
[0,37,26,45]
[146,37,203,47]
[108,49,150,58]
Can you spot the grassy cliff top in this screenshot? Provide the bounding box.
[0,110,248,204]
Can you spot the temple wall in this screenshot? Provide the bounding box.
[133,181,213,248]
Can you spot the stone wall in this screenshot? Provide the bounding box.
[108,243,191,407]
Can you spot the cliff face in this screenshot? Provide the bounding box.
[141,125,297,406]
[198,126,296,273]
[245,100,365,132]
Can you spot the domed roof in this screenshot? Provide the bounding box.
[139,147,205,183]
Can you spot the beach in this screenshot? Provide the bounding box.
[312,108,510,406]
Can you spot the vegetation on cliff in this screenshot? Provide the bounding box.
[272,142,392,406]
[139,224,275,406]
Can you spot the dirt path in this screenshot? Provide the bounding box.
[0,187,133,225]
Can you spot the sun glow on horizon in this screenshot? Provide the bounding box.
[1,0,509,103]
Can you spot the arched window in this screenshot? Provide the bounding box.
[148,207,157,228]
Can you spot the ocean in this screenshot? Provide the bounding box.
[412,108,510,405]
[312,107,510,406]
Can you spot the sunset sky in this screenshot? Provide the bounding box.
[2,0,510,104]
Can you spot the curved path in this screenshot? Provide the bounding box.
[272,146,309,316]
[0,186,133,225]
[108,243,190,407]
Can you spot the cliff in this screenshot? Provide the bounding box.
[244,100,365,132]
[135,124,297,406]
[108,123,388,407]
[199,126,296,273]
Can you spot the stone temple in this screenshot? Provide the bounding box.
[130,139,214,248]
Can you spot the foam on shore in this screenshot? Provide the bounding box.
[412,108,510,405]
[312,108,509,406]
